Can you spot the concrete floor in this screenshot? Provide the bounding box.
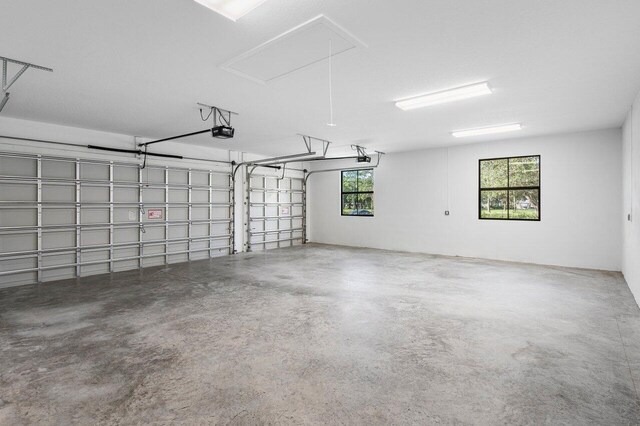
[1,244,639,425]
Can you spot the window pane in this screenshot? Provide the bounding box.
[357,193,374,216]
[509,189,539,220]
[480,190,508,219]
[509,156,539,187]
[342,169,374,216]
[342,171,357,192]
[480,159,508,188]
[357,169,374,192]
[342,194,358,215]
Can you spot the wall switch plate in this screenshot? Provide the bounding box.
[445,210,450,216]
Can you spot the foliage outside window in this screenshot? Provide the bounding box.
[479,156,540,220]
[341,169,374,216]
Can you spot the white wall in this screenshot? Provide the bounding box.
[622,92,640,305]
[309,129,622,271]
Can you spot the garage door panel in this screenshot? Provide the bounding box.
[0,152,233,286]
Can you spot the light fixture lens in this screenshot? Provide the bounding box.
[451,123,522,138]
[395,82,492,111]
[193,0,269,21]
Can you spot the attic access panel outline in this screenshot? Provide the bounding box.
[220,15,367,84]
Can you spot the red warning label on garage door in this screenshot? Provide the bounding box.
[147,209,163,220]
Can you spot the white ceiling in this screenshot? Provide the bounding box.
[3,0,640,156]
[221,15,366,84]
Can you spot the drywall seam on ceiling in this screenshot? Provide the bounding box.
[220,14,367,84]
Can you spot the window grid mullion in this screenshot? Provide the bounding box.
[355,171,359,210]
[507,158,510,219]
[482,186,538,191]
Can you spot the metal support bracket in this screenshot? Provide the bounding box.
[198,102,239,127]
[352,144,365,156]
[299,134,331,156]
[0,56,53,113]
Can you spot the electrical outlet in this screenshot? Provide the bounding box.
[445,210,450,216]
[128,210,136,221]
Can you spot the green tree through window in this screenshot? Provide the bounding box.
[341,169,374,216]
[479,156,540,220]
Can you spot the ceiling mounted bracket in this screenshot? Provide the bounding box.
[299,134,331,156]
[0,56,53,113]
[352,144,374,163]
[198,102,239,127]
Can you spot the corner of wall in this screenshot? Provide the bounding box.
[622,91,640,308]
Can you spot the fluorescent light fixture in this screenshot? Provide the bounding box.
[395,82,492,111]
[193,0,269,21]
[452,123,523,138]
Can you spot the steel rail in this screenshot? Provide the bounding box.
[249,237,303,245]
[0,175,232,190]
[250,228,303,236]
[0,246,233,277]
[0,235,233,260]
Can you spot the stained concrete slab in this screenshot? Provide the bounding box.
[1,244,639,425]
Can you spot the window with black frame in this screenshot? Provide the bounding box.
[341,169,374,216]
[479,155,540,220]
